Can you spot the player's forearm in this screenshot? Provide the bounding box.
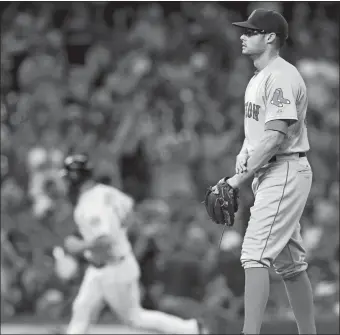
[67,235,111,255]
[228,130,285,188]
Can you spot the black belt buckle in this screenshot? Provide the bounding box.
[269,152,306,164]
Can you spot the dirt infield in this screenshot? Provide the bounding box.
[1,317,339,334]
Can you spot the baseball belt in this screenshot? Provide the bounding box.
[269,152,306,163]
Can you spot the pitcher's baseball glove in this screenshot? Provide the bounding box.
[204,178,239,226]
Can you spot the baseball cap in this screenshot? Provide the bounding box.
[232,9,289,39]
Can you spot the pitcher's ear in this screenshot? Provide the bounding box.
[266,32,277,45]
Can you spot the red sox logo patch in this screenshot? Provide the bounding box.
[270,88,291,107]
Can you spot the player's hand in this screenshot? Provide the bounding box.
[64,235,85,255]
[53,246,79,280]
[235,153,249,174]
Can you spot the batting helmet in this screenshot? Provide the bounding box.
[60,153,93,183]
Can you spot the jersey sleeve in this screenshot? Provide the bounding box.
[104,188,134,223]
[264,74,298,124]
[81,206,114,241]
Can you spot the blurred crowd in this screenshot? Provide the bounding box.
[1,2,339,323]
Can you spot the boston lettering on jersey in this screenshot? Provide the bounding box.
[245,102,260,121]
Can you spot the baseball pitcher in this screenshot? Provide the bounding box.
[204,9,316,335]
